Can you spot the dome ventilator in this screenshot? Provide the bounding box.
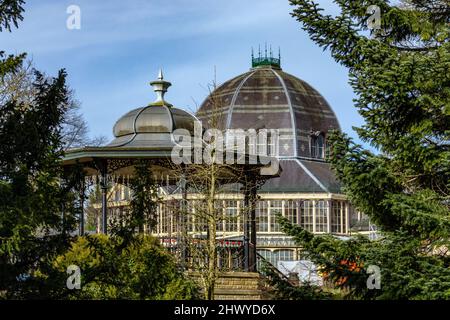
[251,44,281,69]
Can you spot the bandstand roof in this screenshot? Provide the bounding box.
[61,70,280,182]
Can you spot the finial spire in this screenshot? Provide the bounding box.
[149,68,172,107]
[251,44,282,69]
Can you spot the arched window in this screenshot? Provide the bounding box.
[310,132,325,159]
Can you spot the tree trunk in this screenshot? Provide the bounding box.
[205,168,217,300]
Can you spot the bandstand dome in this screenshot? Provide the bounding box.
[108,69,198,149]
[197,56,340,159]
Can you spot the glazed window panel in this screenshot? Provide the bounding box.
[245,133,257,156]
[270,200,283,233]
[300,200,314,232]
[285,200,298,225]
[168,201,180,234]
[186,200,194,232]
[195,215,208,233]
[225,130,246,153]
[256,201,269,232]
[124,186,130,200]
[310,133,325,159]
[161,202,173,234]
[315,200,328,233]
[215,201,224,232]
[267,132,278,157]
[331,201,342,233]
[245,131,278,157]
[161,205,167,234]
[258,249,276,267]
[252,132,277,157]
[310,136,317,158]
[114,187,121,201]
[317,134,325,159]
[269,249,294,267]
[238,201,243,232]
[224,200,239,232]
[192,200,207,232]
[257,138,267,156]
[159,203,165,233]
[274,249,294,262]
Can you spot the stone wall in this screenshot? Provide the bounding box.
[189,272,264,300]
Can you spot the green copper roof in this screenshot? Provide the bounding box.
[251,44,281,69]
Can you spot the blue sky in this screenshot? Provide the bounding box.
[0,0,366,146]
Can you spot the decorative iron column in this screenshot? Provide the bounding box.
[249,182,257,272]
[97,159,109,235]
[243,188,250,272]
[79,178,85,236]
[179,174,188,270]
[242,175,258,272]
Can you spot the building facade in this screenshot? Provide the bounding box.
[103,55,370,269]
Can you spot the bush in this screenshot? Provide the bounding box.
[53,234,199,300]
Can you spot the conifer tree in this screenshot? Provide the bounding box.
[0,0,83,298]
[277,0,450,299]
[0,1,197,299]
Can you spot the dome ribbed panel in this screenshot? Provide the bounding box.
[196,67,341,159]
[135,106,173,133]
[196,72,251,130]
[280,71,340,158]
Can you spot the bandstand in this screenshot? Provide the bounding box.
[61,70,277,272]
